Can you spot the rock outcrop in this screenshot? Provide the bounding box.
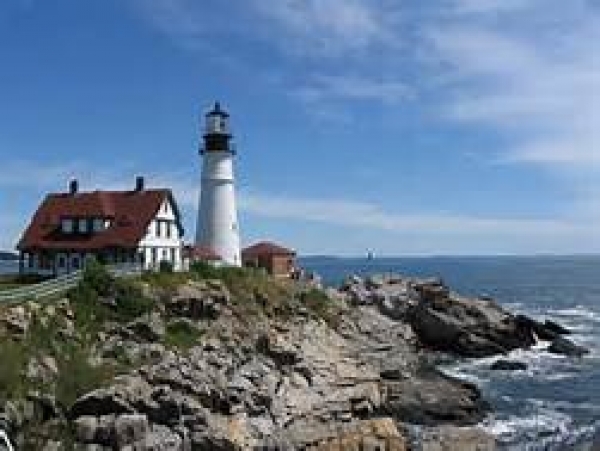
[6,269,586,449]
[341,275,587,358]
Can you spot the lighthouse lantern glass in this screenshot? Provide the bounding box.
[206,114,228,134]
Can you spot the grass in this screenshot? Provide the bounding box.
[163,320,203,349]
[0,274,48,291]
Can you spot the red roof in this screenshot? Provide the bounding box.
[18,189,180,251]
[183,245,222,261]
[242,241,296,258]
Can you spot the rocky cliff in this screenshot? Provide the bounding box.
[0,264,585,450]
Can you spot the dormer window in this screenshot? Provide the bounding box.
[93,218,104,232]
[78,218,89,234]
[61,218,74,234]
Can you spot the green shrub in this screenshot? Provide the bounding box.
[159,260,173,273]
[69,259,154,326]
[111,279,154,321]
[163,320,202,349]
[82,257,114,297]
[299,288,340,327]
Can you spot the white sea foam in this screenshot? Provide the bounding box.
[547,305,600,322]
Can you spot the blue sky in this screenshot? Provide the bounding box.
[0,0,598,255]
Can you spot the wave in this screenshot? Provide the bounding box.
[483,408,600,450]
[546,305,600,323]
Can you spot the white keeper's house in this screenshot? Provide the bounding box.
[17,177,184,275]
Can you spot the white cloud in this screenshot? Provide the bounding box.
[427,7,600,171]
[249,0,394,57]
[296,74,414,106]
[239,191,591,237]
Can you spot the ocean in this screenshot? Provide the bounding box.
[300,255,600,450]
[0,260,18,275]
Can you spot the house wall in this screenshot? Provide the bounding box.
[242,254,295,277]
[139,198,183,271]
[271,254,295,277]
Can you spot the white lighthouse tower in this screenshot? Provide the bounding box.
[195,102,241,266]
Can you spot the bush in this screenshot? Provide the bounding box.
[82,257,114,297]
[163,320,202,349]
[159,260,173,273]
[299,288,340,327]
[111,279,154,321]
[69,258,154,326]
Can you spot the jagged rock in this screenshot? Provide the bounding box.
[547,337,589,357]
[379,366,488,425]
[26,392,60,421]
[114,414,149,448]
[409,297,539,357]
[256,331,301,366]
[142,424,183,450]
[74,416,99,443]
[490,360,527,371]
[1,305,30,336]
[543,319,570,336]
[70,388,136,418]
[167,280,230,320]
[125,314,165,342]
[25,355,59,384]
[414,279,450,303]
[415,425,496,450]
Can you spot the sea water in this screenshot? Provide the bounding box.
[300,255,600,450]
[0,260,18,275]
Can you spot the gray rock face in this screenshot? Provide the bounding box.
[67,300,487,449]
[547,336,590,357]
[412,425,496,451]
[166,280,230,320]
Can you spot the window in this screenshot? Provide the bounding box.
[166,221,171,238]
[170,248,175,262]
[58,256,66,268]
[72,256,80,269]
[151,248,157,264]
[78,218,89,233]
[155,220,161,237]
[93,218,104,232]
[61,219,74,233]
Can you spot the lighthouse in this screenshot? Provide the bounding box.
[195,102,241,266]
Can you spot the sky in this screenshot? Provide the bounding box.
[0,0,598,256]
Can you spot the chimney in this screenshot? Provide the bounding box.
[135,176,145,192]
[69,179,78,195]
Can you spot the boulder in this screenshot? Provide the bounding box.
[547,337,589,357]
[543,319,571,336]
[114,414,149,448]
[379,366,489,426]
[490,360,527,371]
[409,297,542,357]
